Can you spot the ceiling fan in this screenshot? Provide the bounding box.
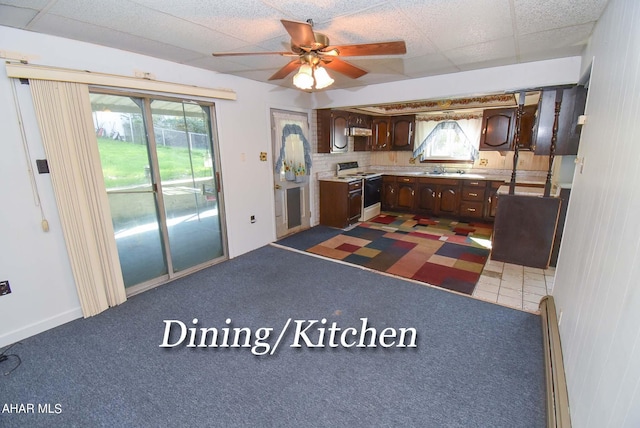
[212,19,407,90]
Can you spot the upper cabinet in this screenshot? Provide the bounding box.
[390,115,415,151]
[349,112,372,152]
[533,85,587,156]
[316,109,349,153]
[317,109,416,153]
[479,108,516,151]
[516,105,538,151]
[371,115,415,151]
[317,85,586,155]
[371,117,391,151]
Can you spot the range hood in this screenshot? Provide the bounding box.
[348,127,372,137]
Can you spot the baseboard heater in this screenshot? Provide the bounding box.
[539,295,571,428]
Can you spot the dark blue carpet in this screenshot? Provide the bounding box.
[275,225,343,250]
[0,246,545,427]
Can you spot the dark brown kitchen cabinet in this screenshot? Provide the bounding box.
[381,176,398,209]
[390,115,415,151]
[330,110,349,153]
[316,109,349,154]
[486,181,504,219]
[350,112,373,152]
[319,180,362,228]
[516,105,538,151]
[479,108,516,151]
[396,176,417,210]
[459,179,485,219]
[416,178,460,217]
[348,112,371,128]
[533,85,587,156]
[316,109,331,153]
[372,117,391,151]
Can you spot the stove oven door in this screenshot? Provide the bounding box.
[364,176,382,208]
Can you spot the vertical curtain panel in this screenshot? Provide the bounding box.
[29,80,126,317]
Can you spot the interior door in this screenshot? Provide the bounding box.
[271,109,311,238]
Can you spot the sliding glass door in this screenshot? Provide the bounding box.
[90,92,226,292]
[150,100,224,272]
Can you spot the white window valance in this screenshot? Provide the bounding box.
[6,62,236,101]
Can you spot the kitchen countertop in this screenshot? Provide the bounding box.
[318,176,363,183]
[318,169,548,186]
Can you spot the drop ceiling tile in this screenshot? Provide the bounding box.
[47,0,249,54]
[384,52,459,77]
[129,0,285,44]
[0,0,51,7]
[445,37,517,67]
[319,4,438,58]
[514,0,608,35]
[260,0,390,24]
[518,23,594,56]
[0,5,39,27]
[393,0,514,51]
[31,14,205,64]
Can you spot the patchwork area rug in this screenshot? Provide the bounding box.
[306,212,493,295]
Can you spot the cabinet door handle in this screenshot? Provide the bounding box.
[488,197,492,203]
[438,192,442,198]
[432,191,436,198]
[469,181,479,185]
[411,190,415,196]
[467,208,476,212]
[469,192,478,197]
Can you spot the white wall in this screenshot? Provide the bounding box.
[0,26,311,347]
[552,0,640,426]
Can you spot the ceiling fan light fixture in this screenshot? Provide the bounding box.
[313,66,334,89]
[293,64,314,89]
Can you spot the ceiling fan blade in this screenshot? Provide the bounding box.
[269,59,302,80]
[322,58,367,79]
[325,41,407,57]
[281,19,315,47]
[212,51,292,57]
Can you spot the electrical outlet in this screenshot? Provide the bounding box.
[0,280,11,296]
[250,215,256,224]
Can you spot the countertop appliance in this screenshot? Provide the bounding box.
[335,161,382,222]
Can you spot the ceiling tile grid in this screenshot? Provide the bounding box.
[0,0,610,90]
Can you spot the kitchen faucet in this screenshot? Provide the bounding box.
[431,164,446,174]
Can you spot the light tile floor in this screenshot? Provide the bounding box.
[472,258,555,313]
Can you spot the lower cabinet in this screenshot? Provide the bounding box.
[459,179,486,219]
[381,176,398,210]
[319,180,362,228]
[486,181,503,219]
[416,178,460,217]
[380,175,506,221]
[396,176,417,210]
